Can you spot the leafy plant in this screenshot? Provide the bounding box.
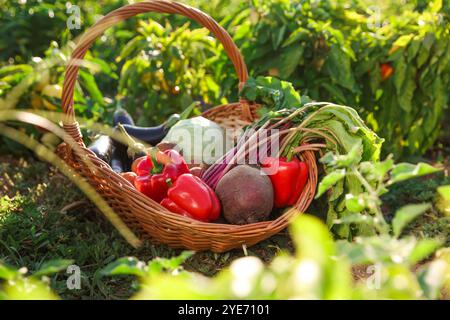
[98,214,448,300]
[317,143,441,238]
[223,0,449,158]
[116,19,225,126]
[0,259,72,300]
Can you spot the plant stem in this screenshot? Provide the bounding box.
[351,167,390,234]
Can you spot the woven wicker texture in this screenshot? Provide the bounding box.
[59,0,318,252]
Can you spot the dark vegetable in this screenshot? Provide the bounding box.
[112,108,136,171]
[215,165,274,225]
[88,135,113,164]
[113,108,135,127]
[120,113,180,146]
[110,146,126,173]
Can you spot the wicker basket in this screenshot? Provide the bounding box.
[58,0,318,252]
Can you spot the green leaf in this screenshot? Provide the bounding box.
[282,27,310,48]
[316,169,346,198]
[240,76,302,109]
[33,259,74,278]
[325,46,357,92]
[393,57,406,94]
[393,34,414,48]
[290,215,335,263]
[157,251,194,270]
[344,194,366,213]
[392,203,431,238]
[372,158,394,180]
[335,142,363,167]
[397,66,416,112]
[437,185,450,201]
[0,263,20,280]
[388,162,440,185]
[321,82,347,104]
[100,257,147,277]
[429,0,443,13]
[409,239,442,264]
[79,70,104,105]
[279,45,303,78]
[272,25,286,50]
[334,212,374,225]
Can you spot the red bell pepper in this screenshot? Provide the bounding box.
[160,173,221,222]
[261,157,308,208]
[134,149,189,202]
[135,173,168,203]
[132,156,153,176]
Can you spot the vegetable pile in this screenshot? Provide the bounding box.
[88,76,387,230]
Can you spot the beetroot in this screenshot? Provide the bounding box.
[215,165,273,225]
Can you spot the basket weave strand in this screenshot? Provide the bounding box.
[59,0,318,252]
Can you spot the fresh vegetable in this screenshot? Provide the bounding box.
[380,63,394,81]
[132,155,153,177]
[134,149,189,202]
[87,135,113,164]
[261,157,308,208]
[135,173,169,203]
[204,76,384,235]
[161,149,190,182]
[110,147,125,173]
[162,116,233,165]
[113,108,135,127]
[111,108,136,172]
[215,165,274,225]
[161,173,220,222]
[121,113,180,146]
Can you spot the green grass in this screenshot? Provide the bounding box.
[0,155,448,299]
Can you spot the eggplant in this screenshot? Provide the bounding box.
[120,113,180,146]
[109,146,125,173]
[88,135,113,164]
[113,108,135,127]
[111,108,136,171]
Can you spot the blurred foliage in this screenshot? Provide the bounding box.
[0,41,110,118]
[0,0,448,158]
[223,0,449,157]
[2,215,448,300]
[116,20,225,126]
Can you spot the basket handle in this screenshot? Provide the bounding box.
[61,0,249,142]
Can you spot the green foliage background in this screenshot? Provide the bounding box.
[0,0,449,300]
[0,0,448,158]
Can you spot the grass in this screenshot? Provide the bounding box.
[0,154,448,299]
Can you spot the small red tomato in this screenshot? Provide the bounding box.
[380,63,394,81]
[132,155,153,176]
[120,172,137,186]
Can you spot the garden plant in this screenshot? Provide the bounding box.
[0,0,449,302]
